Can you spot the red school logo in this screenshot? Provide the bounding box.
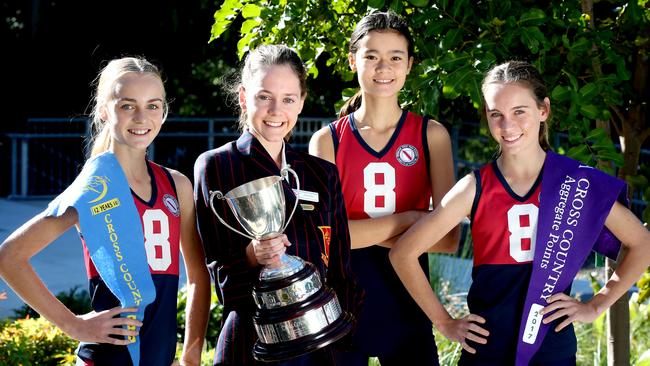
[318,226,331,267]
[395,144,419,167]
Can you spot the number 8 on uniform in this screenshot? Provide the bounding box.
[363,162,396,218]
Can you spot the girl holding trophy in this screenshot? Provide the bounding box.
[0,57,211,365]
[194,45,363,365]
[390,60,650,365]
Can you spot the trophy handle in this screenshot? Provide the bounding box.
[280,166,300,234]
[208,190,256,240]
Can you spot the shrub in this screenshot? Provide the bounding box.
[0,317,77,365]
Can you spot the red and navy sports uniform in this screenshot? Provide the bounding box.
[463,162,576,365]
[194,131,363,365]
[329,110,438,365]
[77,161,181,366]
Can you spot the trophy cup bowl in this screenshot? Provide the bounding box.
[209,167,353,362]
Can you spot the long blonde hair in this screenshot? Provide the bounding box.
[88,57,168,157]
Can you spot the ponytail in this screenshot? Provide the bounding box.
[89,123,112,157]
[338,90,363,118]
[539,121,551,151]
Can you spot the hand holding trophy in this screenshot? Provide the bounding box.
[209,166,353,362]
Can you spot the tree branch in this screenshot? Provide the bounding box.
[609,105,624,135]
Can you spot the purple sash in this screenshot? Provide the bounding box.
[515,151,626,365]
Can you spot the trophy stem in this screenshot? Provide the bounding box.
[259,254,305,281]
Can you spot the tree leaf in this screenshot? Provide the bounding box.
[578,83,599,102]
[623,0,642,25]
[442,28,464,50]
[451,0,468,18]
[579,104,600,119]
[562,69,579,90]
[467,74,482,109]
[570,37,590,53]
[551,85,572,102]
[389,0,403,13]
[520,27,540,53]
[210,0,243,41]
[585,128,608,141]
[438,52,471,71]
[424,19,454,38]
[241,19,260,34]
[242,4,261,19]
[443,65,474,99]
[342,87,358,98]
[368,0,385,9]
[626,175,649,190]
[408,0,429,7]
[518,8,546,26]
[596,150,624,167]
[567,144,590,163]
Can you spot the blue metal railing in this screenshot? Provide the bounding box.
[5,117,648,218]
[6,117,330,198]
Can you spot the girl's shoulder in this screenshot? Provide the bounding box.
[194,141,238,169]
[148,160,191,198]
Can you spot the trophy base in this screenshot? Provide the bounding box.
[252,311,353,362]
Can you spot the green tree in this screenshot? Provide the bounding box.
[210,1,649,364]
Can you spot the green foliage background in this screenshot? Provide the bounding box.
[213,0,646,166]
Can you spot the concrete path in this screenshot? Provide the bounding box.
[0,198,187,319]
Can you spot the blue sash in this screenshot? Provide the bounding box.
[515,151,626,365]
[45,151,156,366]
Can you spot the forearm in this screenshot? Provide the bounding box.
[378,225,460,252]
[349,211,419,249]
[375,236,397,249]
[180,275,211,365]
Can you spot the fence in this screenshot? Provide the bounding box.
[6,117,328,198]
[5,117,648,217]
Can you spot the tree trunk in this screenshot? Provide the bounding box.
[606,255,630,366]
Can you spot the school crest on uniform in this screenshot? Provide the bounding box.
[163,194,180,217]
[395,144,419,167]
[318,226,331,267]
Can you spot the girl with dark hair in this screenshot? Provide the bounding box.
[391,60,650,365]
[310,11,466,366]
[194,44,363,366]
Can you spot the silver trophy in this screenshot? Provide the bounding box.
[209,166,352,362]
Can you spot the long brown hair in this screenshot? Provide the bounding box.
[338,11,414,118]
[88,57,168,157]
[481,60,552,151]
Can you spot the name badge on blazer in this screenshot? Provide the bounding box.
[293,189,319,202]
